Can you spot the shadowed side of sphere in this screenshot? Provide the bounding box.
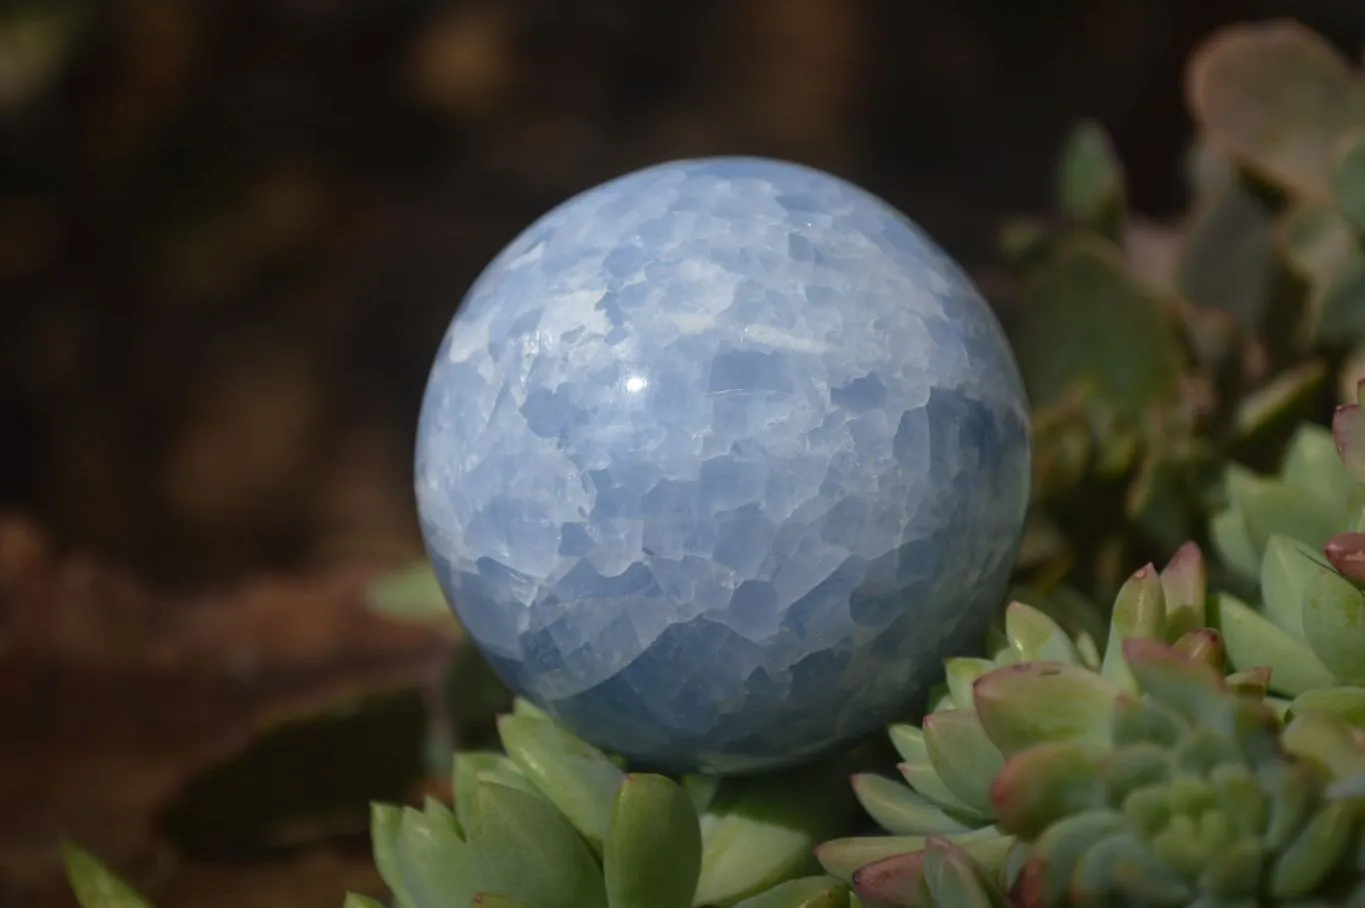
[415,155,1031,774]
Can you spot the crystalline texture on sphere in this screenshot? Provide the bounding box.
[416,156,1031,775]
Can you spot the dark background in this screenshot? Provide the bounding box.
[3,2,1365,907]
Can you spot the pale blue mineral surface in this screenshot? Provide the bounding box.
[416,156,1030,774]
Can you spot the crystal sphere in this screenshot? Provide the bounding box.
[416,157,1030,775]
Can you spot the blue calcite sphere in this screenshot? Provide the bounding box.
[416,157,1030,775]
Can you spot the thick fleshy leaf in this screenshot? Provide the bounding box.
[1121,638,1230,724]
[1289,686,1365,729]
[973,663,1121,756]
[1262,534,1335,635]
[1302,567,1365,683]
[1171,628,1226,672]
[1013,814,1124,907]
[1282,711,1365,780]
[1231,467,1340,562]
[922,711,1005,816]
[1099,565,1166,691]
[1283,423,1360,511]
[63,845,156,908]
[989,742,1106,839]
[1209,593,1338,696]
[815,831,1013,886]
[895,761,988,821]
[920,836,1012,908]
[465,781,606,908]
[455,753,523,831]
[694,764,855,907]
[1159,542,1207,639]
[1269,800,1357,899]
[1325,532,1365,585]
[395,805,475,908]
[1003,601,1082,664]
[944,658,995,710]
[1056,120,1125,232]
[732,877,849,908]
[1209,509,1260,581]
[371,803,417,908]
[1282,202,1365,344]
[604,774,700,908]
[1186,19,1365,196]
[851,773,975,837]
[497,714,625,854]
[1335,405,1365,484]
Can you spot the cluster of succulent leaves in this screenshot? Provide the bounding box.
[1011,19,1365,600]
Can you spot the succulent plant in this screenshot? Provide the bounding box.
[844,640,1365,907]
[1209,420,1363,589]
[364,699,857,908]
[814,545,1268,890]
[994,639,1365,907]
[1204,381,1365,728]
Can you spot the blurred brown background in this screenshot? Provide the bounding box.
[3,1,1365,907]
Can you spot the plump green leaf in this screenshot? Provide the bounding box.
[694,764,856,906]
[990,742,1107,839]
[371,803,417,908]
[1210,593,1338,696]
[454,753,523,831]
[1056,120,1125,231]
[1335,404,1365,484]
[497,714,625,855]
[1002,602,1081,664]
[851,773,975,837]
[603,774,700,908]
[731,876,849,908]
[1187,19,1365,196]
[1260,534,1332,635]
[395,805,474,908]
[63,845,156,908]
[920,837,1012,908]
[921,711,1005,816]
[815,830,1012,885]
[1289,686,1365,729]
[973,663,1122,756]
[1099,564,1167,690]
[465,781,606,908]
[1302,567,1365,683]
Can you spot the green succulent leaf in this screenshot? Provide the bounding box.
[371,803,417,908]
[1176,178,1277,334]
[1260,534,1331,635]
[850,773,975,837]
[395,805,475,908]
[1210,592,1338,696]
[1336,404,1365,484]
[1289,686,1365,728]
[455,753,522,831]
[730,877,849,908]
[921,711,1005,816]
[63,844,156,908]
[815,831,1013,886]
[1098,564,1167,690]
[1002,601,1083,664]
[497,713,625,855]
[1159,542,1208,640]
[365,562,456,628]
[604,774,701,908]
[1056,120,1125,232]
[465,780,607,908]
[1301,566,1365,683]
[972,662,1121,756]
[694,764,855,907]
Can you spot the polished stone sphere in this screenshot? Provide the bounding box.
[415,157,1030,775]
